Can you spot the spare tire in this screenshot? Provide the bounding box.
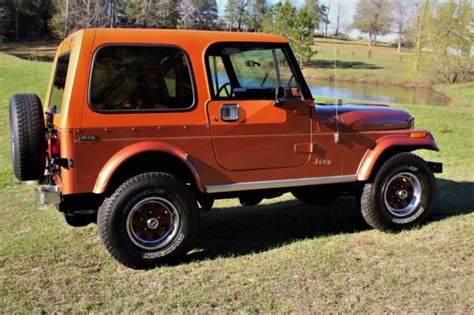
[9,94,47,181]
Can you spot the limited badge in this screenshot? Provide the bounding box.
[78,135,98,141]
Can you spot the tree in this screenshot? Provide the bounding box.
[126,0,153,28]
[263,2,316,67]
[320,4,330,37]
[50,0,110,37]
[37,0,55,35]
[179,0,196,29]
[0,0,12,39]
[0,0,56,40]
[192,0,218,29]
[407,0,432,71]
[154,0,180,28]
[225,0,249,31]
[248,0,266,31]
[293,6,316,68]
[428,0,473,83]
[305,0,323,22]
[262,1,296,38]
[331,0,347,37]
[352,0,392,45]
[392,0,413,53]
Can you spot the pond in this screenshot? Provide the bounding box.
[306,78,450,106]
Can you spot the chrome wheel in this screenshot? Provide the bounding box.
[383,172,422,217]
[126,196,180,250]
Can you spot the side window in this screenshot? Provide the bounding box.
[207,45,302,100]
[48,53,71,113]
[209,56,231,96]
[90,46,194,112]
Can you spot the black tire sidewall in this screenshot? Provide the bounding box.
[105,174,197,267]
[9,94,46,181]
[373,157,435,229]
[9,104,19,173]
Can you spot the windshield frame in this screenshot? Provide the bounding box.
[204,42,313,101]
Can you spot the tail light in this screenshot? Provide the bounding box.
[47,137,60,160]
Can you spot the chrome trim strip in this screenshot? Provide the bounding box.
[205,175,358,193]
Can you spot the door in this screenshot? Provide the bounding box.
[206,44,312,171]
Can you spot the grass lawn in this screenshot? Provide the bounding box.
[0,51,473,312]
[303,38,426,85]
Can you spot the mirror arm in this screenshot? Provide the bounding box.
[274,98,285,107]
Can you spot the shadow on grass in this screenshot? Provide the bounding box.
[430,178,474,220]
[190,196,367,261]
[307,59,382,69]
[187,178,473,262]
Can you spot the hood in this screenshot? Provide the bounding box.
[334,104,413,132]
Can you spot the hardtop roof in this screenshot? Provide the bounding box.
[66,28,288,54]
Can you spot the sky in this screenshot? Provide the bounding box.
[216,0,398,42]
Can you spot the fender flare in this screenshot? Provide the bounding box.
[357,133,439,181]
[93,141,204,194]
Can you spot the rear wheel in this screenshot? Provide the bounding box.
[9,94,46,181]
[97,172,199,269]
[360,153,435,231]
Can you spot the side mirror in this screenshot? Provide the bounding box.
[275,86,289,99]
[245,60,261,67]
[274,86,290,107]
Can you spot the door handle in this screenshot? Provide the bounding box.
[220,104,240,122]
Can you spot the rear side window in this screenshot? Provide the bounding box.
[90,46,194,112]
[48,53,71,113]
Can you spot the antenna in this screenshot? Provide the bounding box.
[333,30,341,144]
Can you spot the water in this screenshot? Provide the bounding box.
[307,78,450,106]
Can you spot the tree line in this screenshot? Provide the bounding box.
[0,0,471,82]
[0,0,329,67]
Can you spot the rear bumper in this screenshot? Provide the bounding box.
[36,185,60,205]
[427,162,443,173]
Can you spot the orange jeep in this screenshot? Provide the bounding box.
[9,29,442,268]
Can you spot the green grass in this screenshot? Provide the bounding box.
[306,38,426,85]
[0,52,473,312]
[434,83,474,107]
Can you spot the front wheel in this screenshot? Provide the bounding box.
[360,153,436,231]
[97,172,199,269]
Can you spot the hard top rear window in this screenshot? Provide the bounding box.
[48,52,71,113]
[89,45,195,112]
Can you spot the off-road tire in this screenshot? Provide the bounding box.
[9,94,46,181]
[292,185,339,206]
[97,172,199,269]
[360,152,435,231]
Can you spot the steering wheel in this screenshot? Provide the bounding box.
[216,82,232,97]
